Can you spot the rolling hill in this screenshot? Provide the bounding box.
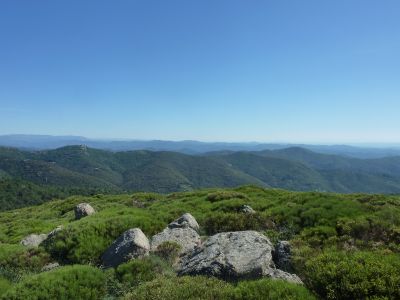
[1,145,400,210]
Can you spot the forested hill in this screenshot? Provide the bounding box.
[1,145,400,210]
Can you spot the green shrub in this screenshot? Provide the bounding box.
[0,244,51,282]
[0,244,51,272]
[336,217,400,245]
[303,251,400,299]
[44,210,163,264]
[2,265,106,300]
[116,256,174,287]
[153,241,182,263]
[203,212,271,235]
[299,226,338,248]
[0,277,11,297]
[233,279,316,300]
[124,275,234,300]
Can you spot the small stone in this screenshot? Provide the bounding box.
[74,203,95,220]
[41,262,60,272]
[168,213,200,232]
[264,268,303,284]
[239,205,256,214]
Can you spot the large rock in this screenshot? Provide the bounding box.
[101,228,150,268]
[178,231,274,280]
[151,227,201,255]
[273,241,293,272]
[74,203,95,220]
[20,234,48,247]
[168,213,199,232]
[178,231,303,284]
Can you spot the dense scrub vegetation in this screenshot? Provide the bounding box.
[0,186,399,299]
[2,265,106,299]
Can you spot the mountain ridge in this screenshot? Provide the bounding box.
[2,145,400,210]
[1,134,400,158]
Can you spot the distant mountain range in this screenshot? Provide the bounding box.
[1,134,400,158]
[1,144,400,210]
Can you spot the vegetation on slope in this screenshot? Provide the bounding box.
[2,145,400,211]
[0,186,399,299]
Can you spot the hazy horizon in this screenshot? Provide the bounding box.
[1,133,400,148]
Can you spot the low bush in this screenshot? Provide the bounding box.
[115,256,174,287]
[233,279,316,300]
[125,276,316,300]
[44,210,164,264]
[303,250,400,299]
[153,241,182,263]
[0,244,51,282]
[1,265,106,300]
[124,275,234,300]
[0,277,11,297]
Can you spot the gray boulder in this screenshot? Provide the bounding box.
[168,213,199,232]
[239,205,256,214]
[74,203,95,220]
[101,228,150,268]
[151,227,201,255]
[178,231,274,280]
[273,240,293,272]
[178,231,303,284]
[41,262,60,272]
[20,233,48,247]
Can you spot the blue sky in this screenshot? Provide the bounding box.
[0,0,399,143]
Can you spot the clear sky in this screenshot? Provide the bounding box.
[1,1,399,143]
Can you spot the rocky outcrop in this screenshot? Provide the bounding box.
[74,203,95,220]
[168,213,200,232]
[178,231,274,280]
[178,230,302,284]
[151,227,201,255]
[101,228,150,268]
[273,240,293,272]
[20,234,48,247]
[239,205,256,214]
[151,213,201,255]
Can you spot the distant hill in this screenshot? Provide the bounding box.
[1,134,400,158]
[1,145,400,210]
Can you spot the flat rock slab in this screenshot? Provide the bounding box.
[178,231,274,280]
[151,227,201,255]
[101,228,150,268]
[264,268,303,284]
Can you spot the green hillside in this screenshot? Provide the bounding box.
[0,186,399,299]
[1,145,400,211]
